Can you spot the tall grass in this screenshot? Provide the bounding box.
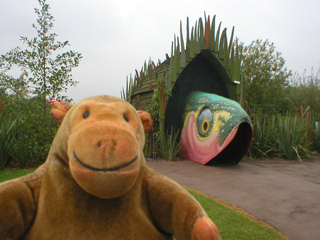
[0,113,16,169]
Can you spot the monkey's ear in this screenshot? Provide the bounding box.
[137,110,152,133]
[50,101,73,125]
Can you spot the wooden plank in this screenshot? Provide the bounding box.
[194,21,199,54]
[210,15,216,51]
[190,27,195,58]
[205,15,210,49]
[186,17,190,62]
[198,18,204,50]
[219,28,227,60]
[215,22,221,52]
[180,21,186,68]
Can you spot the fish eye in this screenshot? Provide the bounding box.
[197,108,213,137]
[202,119,209,132]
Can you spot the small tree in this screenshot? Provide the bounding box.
[0,0,82,167]
[0,0,82,103]
[241,39,292,115]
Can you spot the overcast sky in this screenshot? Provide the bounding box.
[1,0,319,102]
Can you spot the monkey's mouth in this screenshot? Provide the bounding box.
[73,151,138,172]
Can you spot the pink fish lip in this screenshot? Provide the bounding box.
[73,151,137,172]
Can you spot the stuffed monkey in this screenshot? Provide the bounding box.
[0,95,221,240]
[49,100,73,125]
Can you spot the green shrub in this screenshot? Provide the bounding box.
[3,95,58,166]
[0,113,16,169]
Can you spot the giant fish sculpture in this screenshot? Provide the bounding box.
[179,92,252,165]
[124,15,253,165]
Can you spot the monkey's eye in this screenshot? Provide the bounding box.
[83,110,90,119]
[123,113,129,122]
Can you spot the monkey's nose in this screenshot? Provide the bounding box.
[98,140,116,148]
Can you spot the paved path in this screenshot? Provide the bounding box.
[147,158,320,240]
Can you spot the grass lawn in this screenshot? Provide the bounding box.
[0,168,35,183]
[187,188,288,240]
[0,169,288,239]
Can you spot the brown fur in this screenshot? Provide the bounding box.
[0,95,220,240]
[50,101,73,125]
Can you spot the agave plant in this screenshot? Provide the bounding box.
[0,113,17,169]
[9,135,32,169]
[273,115,313,161]
[157,126,182,161]
[312,121,320,152]
[120,76,134,101]
[248,111,276,158]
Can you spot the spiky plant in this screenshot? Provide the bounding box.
[157,126,182,161]
[273,115,313,161]
[249,113,276,158]
[0,113,17,169]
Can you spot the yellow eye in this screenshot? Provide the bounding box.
[202,119,210,133]
[197,108,213,137]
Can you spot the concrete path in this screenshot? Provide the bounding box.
[147,158,320,240]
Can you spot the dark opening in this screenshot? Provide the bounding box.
[165,50,236,134]
[207,122,253,165]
